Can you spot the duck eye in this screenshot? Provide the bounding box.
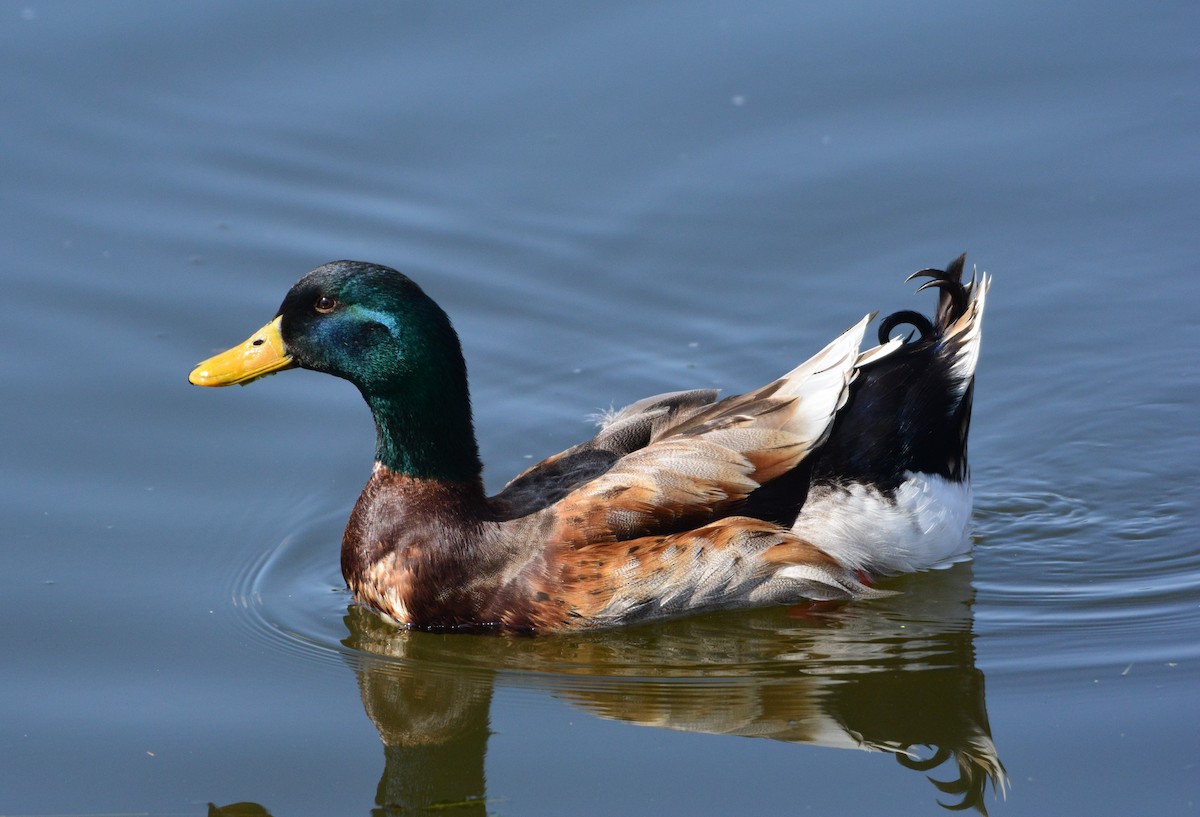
[315,295,337,313]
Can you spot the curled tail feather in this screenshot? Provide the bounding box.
[877,254,990,408]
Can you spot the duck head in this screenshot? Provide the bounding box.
[189,261,481,481]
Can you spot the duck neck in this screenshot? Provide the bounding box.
[365,383,484,486]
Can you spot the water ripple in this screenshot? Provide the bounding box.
[229,510,354,669]
[972,482,1200,675]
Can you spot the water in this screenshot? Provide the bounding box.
[3,1,1198,814]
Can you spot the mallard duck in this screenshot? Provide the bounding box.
[190,256,989,632]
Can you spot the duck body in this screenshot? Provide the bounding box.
[190,256,989,632]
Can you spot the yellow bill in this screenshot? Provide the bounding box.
[189,316,297,386]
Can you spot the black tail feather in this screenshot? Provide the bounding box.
[905,253,969,332]
[808,255,980,492]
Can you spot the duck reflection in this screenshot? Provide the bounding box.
[342,563,1005,815]
[348,627,493,815]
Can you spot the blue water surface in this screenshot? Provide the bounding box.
[2,1,1198,814]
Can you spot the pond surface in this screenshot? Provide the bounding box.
[3,1,1198,814]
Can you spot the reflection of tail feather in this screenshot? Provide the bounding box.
[558,653,1006,814]
[893,737,1008,815]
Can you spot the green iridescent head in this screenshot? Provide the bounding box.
[191,261,482,481]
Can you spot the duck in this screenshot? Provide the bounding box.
[189,255,989,632]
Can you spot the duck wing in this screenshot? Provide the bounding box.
[539,314,888,544]
[489,387,721,518]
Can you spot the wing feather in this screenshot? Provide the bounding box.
[547,316,875,544]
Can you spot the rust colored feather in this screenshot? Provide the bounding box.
[542,516,883,626]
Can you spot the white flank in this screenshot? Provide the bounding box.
[791,472,974,575]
